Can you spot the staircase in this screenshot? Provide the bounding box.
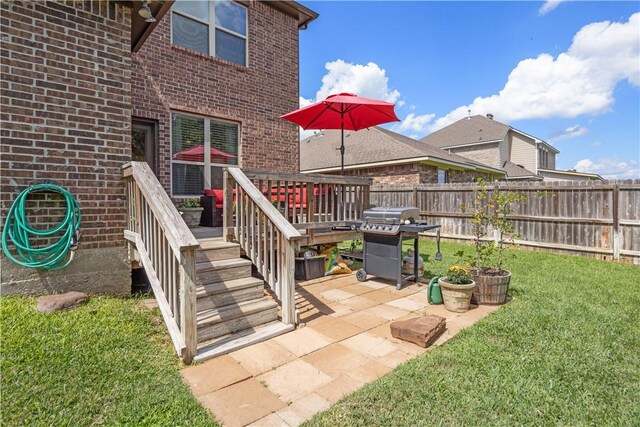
[193,237,294,362]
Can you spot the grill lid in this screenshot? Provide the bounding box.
[362,207,419,223]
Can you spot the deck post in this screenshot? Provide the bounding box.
[179,248,197,364]
[281,242,297,325]
[223,169,235,243]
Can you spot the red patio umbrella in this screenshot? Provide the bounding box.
[172,145,236,163]
[281,93,400,174]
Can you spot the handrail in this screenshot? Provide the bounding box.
[123,162,199,252]
[227,168,302,241]
[223,167,300,324]
[123,161,198,363]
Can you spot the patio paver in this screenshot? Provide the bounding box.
[257,359,332,402]
[229,340,297,376]
[181,354,251,397]
[197,378,286,427]
[181,273,506,426]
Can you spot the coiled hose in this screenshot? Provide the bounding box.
[2,183,81,270]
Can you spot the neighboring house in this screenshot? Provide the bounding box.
[1,0,317,295]
[420,114,603,181]
[300,127,506,184]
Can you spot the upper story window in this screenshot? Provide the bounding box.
[172,0,248,66]
[539,147,549,169]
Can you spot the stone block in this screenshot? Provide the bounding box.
[390,315,446,348]
[37,291,88,313]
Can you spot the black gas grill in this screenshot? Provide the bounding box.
[355,207,441,289]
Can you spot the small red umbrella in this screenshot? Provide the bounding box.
[281,93,400,174]
[172,145,236,163]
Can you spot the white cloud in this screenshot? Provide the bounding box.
[299,96,313,108]
[312,59,401,104]
[575,157,640,179]
[539,0,565,16]
[392,113,436,135]
[549,125,589,143]
[296,60,402,140]
[428,13,640,132]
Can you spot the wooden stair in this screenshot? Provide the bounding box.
[193,237,293,362]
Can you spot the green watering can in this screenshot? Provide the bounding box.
[427,276,443,305]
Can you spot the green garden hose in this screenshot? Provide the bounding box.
[2,183,81,270]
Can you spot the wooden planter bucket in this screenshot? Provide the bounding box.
[471,271,511,305]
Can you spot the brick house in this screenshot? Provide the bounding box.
[1,0,317,295]
[420,114,603,181]
[132,0,317,197]
[300,126,505,185]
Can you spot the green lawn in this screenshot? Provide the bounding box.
[306,241,640,426]
[1,296,218,426]
[2,244,639,426]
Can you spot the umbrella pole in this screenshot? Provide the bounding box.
[340,112,345,175]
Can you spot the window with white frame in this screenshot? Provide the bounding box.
[172,0,248,66]
[172,112,239,196]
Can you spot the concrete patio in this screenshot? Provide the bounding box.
[180,273,501,427]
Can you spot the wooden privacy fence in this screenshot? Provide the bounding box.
[370,180,640,262]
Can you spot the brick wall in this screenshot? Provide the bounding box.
[132,1,300,195]
[329,162,494,185]
[342,163,438,185]
[449,142,500,169]
[447,169,494,183]
[1,1,131,294]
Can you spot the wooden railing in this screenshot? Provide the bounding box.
[123,162,199,363]
[223,168,304,324]
[240,170,372,228]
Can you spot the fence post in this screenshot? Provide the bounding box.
[412,186,418,208]
[612,183,621,260]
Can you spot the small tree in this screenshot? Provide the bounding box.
[490,185,526,272]
[460,179,526,274]
[465,179,494,269]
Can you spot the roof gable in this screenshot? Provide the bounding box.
[420,115,510,148]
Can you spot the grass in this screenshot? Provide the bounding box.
[305,240,640,426]
[1,296,218,426]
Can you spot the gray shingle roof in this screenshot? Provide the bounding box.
[299,126,501,172]
[420,115,510,148]
[502,161,541,180]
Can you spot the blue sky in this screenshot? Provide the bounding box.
[297,1,640,178]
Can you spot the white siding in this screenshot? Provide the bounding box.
[499,135,509,166]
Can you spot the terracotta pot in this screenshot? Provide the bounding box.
[471,270,511,305]
[438,277,476,313]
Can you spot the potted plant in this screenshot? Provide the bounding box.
[177,198,203,227]
[438,266,476,313]
[460,179,526,305]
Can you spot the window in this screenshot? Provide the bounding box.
[437,169,447,184]
[171,113,239,196]
[172,0,248,66]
